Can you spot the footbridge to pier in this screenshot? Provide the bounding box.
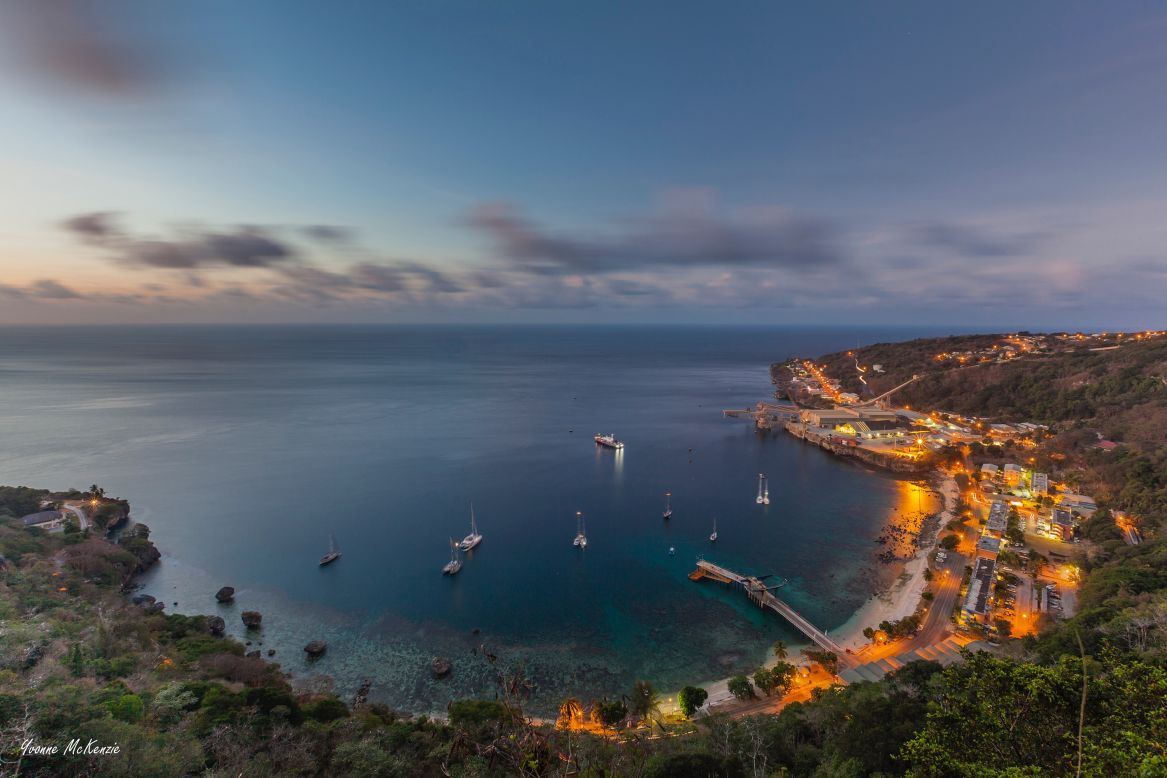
[690,559,848,660]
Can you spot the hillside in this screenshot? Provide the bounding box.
[811,332,1167,524]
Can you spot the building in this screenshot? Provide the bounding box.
[1059,494,1097,516]
[985,501,1009,536]
[1052,507,1075,541]
[980,463,999,479]
[19,510,65,532]
[1003,464,1024,487]
[963,557,997,624]
[976,534,1002,560]
[1031,472,1049,495]
[800,407,911,439]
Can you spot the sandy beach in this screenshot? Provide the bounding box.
[698,469,959,711]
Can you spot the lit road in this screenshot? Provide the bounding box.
[62,502,89,530]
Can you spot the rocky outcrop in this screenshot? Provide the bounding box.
[241,610,262,629]
[246,650,261,659]
[352,678,372,708]
[304,640,327,658]
[431,657,452,678]
[215,586,235,604]
[267,649,276,657]
[207,615,226,636]
[131,594,156,607]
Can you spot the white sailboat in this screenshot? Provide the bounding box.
[763,477,770,506]
[662,491,672,520]
[710,517,718,542]
[442,538,462,575]
[319,533,341,566]
[573,511,588,548]
[459,503,482,551]
[756,473,765,504]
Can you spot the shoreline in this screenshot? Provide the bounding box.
[698,468,957,713]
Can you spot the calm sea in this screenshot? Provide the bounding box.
[0,325,944,713]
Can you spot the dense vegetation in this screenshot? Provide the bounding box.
[2,334,1166,775]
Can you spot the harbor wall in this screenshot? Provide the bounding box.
[784,422,931,474]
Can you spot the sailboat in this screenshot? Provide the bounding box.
[442,538,463,575]
[459,504,482,551]
[662,491,672,520]
[763,477,770,506]
[319,534,341,566]
[710,517,718,542]
[756,473,765,505]
[573,511,588,548]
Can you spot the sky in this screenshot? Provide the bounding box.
[0,1,1165,328]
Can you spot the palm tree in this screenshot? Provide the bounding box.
[771,639,788,661]
[556,697,584,730]
[87,485,105,501]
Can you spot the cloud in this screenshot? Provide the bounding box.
[907,222,1046,257]
[0,2,172,98]
[63,213,298,270]
[0,279,85,301]
[301,225,356,244]
[465,198,842,276]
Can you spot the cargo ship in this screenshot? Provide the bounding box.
[594,433,624,449]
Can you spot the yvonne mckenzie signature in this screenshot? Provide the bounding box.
[2,738,122,762]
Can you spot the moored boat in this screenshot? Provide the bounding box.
[320,534,341,566]
[459,504,482,551]
[442,538,463,575]
[594,433,624,449]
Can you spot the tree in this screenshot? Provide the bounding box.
[939,534,960,550]
[628,680,659,722]
[67,644,85,677]
[87,485,105,501]
[676,686,708,718]
[596,697,627,727]
[752,667,777,697]
[771,639,788,661]
[727,675,755,701]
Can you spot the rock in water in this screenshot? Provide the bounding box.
[304,640,327,658]
[352,678,372,708]
[215,586,235,603]
[207,616,226,636]
[246,650,261,659]
[241,610,262,629]
[431,657,452,678]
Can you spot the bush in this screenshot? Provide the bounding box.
[448,699,506,727]
[302,697,349,723]
[939,534,960,550]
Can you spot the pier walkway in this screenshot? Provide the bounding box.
[722,402,801,429]
[690,559,847,659]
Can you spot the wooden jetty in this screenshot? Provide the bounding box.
[690,559,847,658]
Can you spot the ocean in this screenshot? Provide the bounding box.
[0,324,944,714]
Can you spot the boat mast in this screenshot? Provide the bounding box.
[470,503,477,535]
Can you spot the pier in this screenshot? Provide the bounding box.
[723,401,801,429]
[690,559,847,658]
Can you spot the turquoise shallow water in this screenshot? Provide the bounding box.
[0,324,942,714]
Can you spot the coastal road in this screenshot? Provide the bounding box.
[62,502,89,531]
